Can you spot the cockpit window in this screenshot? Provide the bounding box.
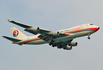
[90,24,93,25]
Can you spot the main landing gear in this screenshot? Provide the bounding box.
[49,40,54,46]
[88,34,91,39]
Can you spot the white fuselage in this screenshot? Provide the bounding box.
[13,24,99,45]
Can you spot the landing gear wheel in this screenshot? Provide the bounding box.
[49,40,54,46]
[88,34,91,39]
[63,47,66,50]
[88,37,90,39]
[57,46,62,49]
[49,43,52,45]
[52,45,56,47]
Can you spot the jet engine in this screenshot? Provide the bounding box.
[24,27,39,35]
[69,42,78,46]
[48,31,60,36]
[64,45,72,50]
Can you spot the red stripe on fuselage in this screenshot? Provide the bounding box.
[64,28,99,34]
[19,27,99,44]
[19,38,40,44]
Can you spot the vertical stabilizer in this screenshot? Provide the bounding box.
[10,27,27,39]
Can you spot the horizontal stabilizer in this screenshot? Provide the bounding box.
[2,36,21,42]
[7,19,32,28]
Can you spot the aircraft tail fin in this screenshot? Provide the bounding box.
[10,27,27,39]
[2,36,21,42]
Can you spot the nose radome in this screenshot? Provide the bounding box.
[98,27,100,29]
[96,27,100,31]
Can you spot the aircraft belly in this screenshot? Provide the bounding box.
[72,30,95,38]
[26,39,47,45]
[26,31,95,44]
[54,30,94,42]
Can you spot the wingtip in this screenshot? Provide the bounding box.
[2,36,6,38]
[2,36,5,37]
[7,19,11,21]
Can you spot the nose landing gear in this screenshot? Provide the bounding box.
[88,34,91,39]
[88,37,90,39]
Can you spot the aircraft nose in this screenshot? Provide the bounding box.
[98,27,100,30]
[96,27,100,31]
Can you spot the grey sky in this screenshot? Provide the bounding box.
[0,0,103,70]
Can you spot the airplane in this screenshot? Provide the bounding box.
[2,19,100,50]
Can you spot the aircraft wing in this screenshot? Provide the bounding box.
[7,19,51,34]
[8,19,69,41]
[7,19,32,28]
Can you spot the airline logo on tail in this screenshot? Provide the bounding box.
[13,30,19,37]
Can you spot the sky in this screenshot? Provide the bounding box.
[0,0,103,70]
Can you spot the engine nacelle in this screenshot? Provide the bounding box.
[48,31,60,36]
[24,27,39,35]
[69,42,78,46]
[65,45,72,50]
